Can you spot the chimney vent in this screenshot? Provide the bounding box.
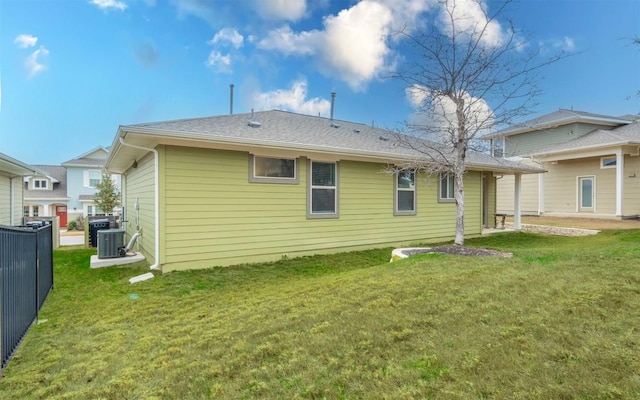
[330,92,336,120]
[229,84,234,115]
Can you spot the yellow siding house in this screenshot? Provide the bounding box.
[106,110,541,272]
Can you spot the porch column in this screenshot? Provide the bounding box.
[538,171,544,215]
[514,173,522,230]
[616,148,623,217]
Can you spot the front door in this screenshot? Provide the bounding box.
[56,206,68,227]
[578,177,594,213]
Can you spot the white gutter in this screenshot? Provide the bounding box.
[117,136,160,271]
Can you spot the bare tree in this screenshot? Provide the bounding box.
[390,0,567,245]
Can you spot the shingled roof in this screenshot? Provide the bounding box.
[24,165,69,200]
[107,110,543,175]
[531,120,640,157]
[484,109,634,139]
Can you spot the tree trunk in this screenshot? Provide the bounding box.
[454,160,465,245]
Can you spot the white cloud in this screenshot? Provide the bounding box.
[438,0,508,48]
[254,0,307,21]
[252,79,331,116]
[171,0,218,25]
[406,84,495,137]
[25,46,50,77]
[548,36,576,52]
[209,28,244,49]
[206,51,232,73]
[90,0,128,11]
[258,0,394,91]
[14,34,38,48]
[258,25,318,55]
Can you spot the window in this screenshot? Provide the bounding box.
[33,179,48,189]
[87,170,102,188]
[395,170,416,215]
[24,206,30,217]
[32,206,39,217]
[249,155,298,184]
[308,161,338,218]
[491,138,504,158]
[601,156,616,169]
[439,174,455,202]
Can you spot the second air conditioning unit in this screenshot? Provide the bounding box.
[97,229,125,259]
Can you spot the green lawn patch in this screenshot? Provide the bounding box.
[2,231,640,399]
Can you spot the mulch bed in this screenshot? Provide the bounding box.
[403,245,513,258]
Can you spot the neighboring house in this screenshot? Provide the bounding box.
[0,152,38,226]
[106,110,541,272]
[485,109,640,218]
[23,165,70,226]
[61,147,121,223]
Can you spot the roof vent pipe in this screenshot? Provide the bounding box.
[330,92,336,120]
[229,84,234,115]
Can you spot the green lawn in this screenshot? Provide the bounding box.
[2,230,640,399]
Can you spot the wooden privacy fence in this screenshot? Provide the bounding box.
[0,224,54,372]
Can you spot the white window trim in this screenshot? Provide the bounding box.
[439,173,456,203]
[576,175,596,212]
[248,154,299,184]
[84,170,102,188]
[600,156,617,169]
[307,160,339,219]
[33,179,48,190]
[394,170,417,216]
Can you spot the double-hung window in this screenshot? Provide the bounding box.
[395,170,416,215]
[86,170,102,188]
[308,160,338,218]
[249,155,298,184]
[439,173,455,202]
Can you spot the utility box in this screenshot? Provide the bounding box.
[89,219,110,247]
[97,229,125,259]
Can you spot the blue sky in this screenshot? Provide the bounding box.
[1,0,639,165]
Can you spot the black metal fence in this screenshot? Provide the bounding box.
[0,224,54,372]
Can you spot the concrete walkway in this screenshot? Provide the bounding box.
[60,230,85,246]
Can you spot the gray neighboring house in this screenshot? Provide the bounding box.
[485,109,640,218]
[23,165,70,226]
[0,152,38,226]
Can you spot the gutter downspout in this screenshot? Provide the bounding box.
[118,137,160,270]
[10,176,16,225]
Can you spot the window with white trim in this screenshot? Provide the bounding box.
[33,179,48,189]
[439,173,455,202]
[600,156,616,169]
[491,138,504,158]
[308,160,338,218]
[249,155,298,184]
[395,170,416,215]
[24,206,30,217]
[85,170,102,188]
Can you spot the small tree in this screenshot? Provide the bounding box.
[93,171,120,215]
[391,0,568,245]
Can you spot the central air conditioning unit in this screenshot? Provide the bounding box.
[97,229,125,259]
